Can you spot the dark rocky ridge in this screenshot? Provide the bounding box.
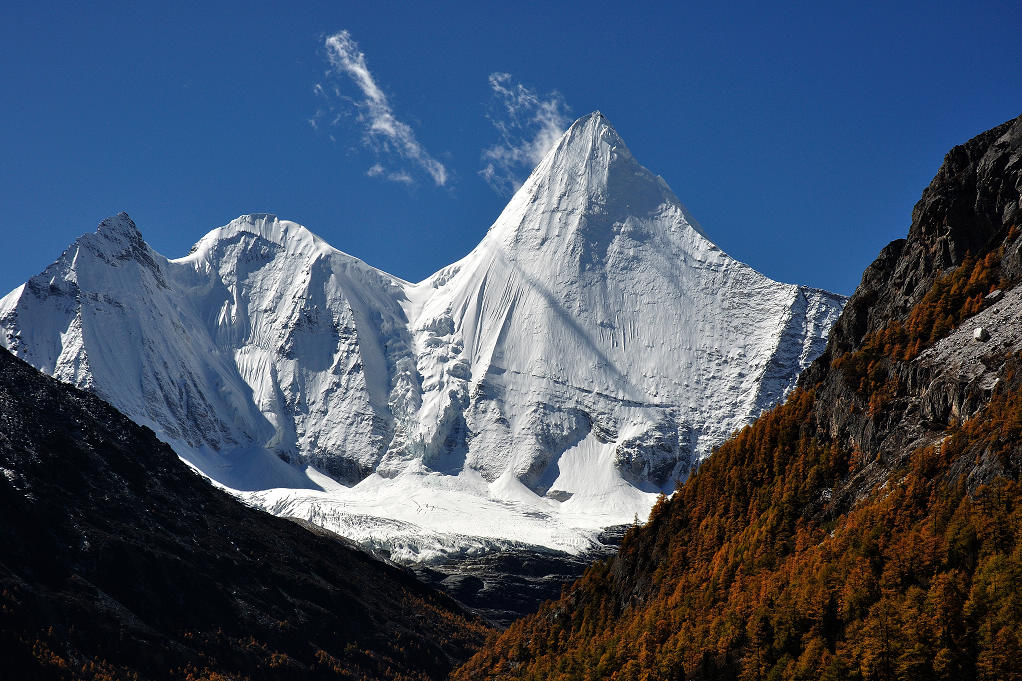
[799,113,1022,507]
[805,115,1022,373]
[0,347,487,680]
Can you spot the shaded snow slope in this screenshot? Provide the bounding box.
[0,113,844,559]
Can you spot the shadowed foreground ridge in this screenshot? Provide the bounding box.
[0,347,488,680]
[453,115,1022,681]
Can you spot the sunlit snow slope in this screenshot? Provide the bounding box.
[0,113,844,560]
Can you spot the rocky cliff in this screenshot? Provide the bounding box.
[803,114,1022,508]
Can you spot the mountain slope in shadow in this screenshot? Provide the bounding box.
[0,347,488,680]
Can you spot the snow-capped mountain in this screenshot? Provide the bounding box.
[0,112,844,560]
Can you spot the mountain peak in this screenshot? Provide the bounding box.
[508,110,643,214]
[82,212,154,267]
[551,111,626,161]
[569,110,609,129]
[488,110,710,252]
[181,213,335,264]
[95,211,141,240]
[226,213,318,245]
[570,110,608,128]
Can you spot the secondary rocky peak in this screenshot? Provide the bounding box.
[96,211,140,237]
[64,212,166,287]
[90,211,147,254]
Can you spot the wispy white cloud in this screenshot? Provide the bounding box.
[367,163,414,185]
[313,30,448,187]
[480,73,572,195]
[386,170,415,185]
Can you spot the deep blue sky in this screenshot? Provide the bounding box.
[2,1,1019,297]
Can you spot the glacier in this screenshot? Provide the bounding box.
[0,112,844,561]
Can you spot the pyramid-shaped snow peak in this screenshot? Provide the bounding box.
[0,113,845,559]
[487,111,709,253]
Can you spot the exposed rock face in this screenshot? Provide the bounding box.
[802,115,1022,467]
[806,116,1022,370]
